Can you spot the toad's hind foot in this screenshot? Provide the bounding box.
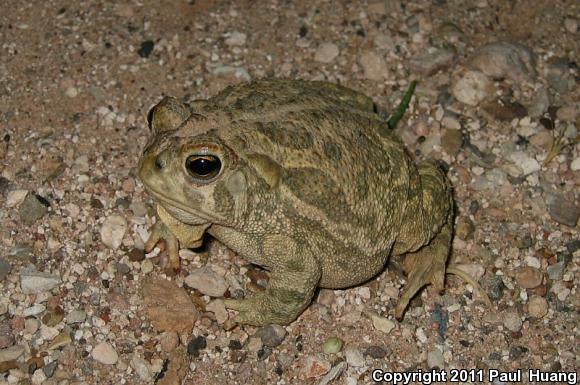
[394,235,448,320]
[394,220,492,319]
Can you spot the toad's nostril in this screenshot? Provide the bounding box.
[155,155,166,170]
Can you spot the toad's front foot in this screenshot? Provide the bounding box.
[144,220,181,271]
[224,288,312,326]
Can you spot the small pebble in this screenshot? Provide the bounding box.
[566,240,580,253]
[66,310,87,324]
[551,281,571,301]
[115,262,130,275]
[0,345,25,363]
[19,193,49,224]
[455,216,475,240]
[31,369,46,385]
[344,347,365,367]
[142,277,199,333]
[42,361,58,378]
[509,152,540,175]
[224,31,247,47]
[206,299,228,324]
[300,355,331,379]
[441,129,463,156]
[91,341,118,365]
[322,336,343,354]
[318,361,346,385]
[141,259,154,274]
[228,339,243,350]
[100,215,127,249]
[257,346,272,360]
[230,350,247,363]
[570,157,580,171]
[314,42,339,63]
[451,70,493,106]
[527,296,548,318]
[528,87,550,118]
[187,335,207,357]
[415,327,428,343]
[374,33,394,50]
[427,348,445,369]
[364,345,388,359]
[130,356,151,380]
[184,266,228,297]
[547,262,565,281]
[137,40,154,58]
[441,116,461,130]
[64,86,78,98]
[359,51,388,80]
[42,308,64,327]
[545,192,579,227]
[482,99,528,121]
[0,176,14,196]
[556,104,579,122]
[564,17,578,34]
[255,324,287,347]
[408,47,455,75]
[5,189,28,208]
[0,322,15,349]
[20,269,61,294]
[502,310,522,332]
[128,248,146,262]
[470,40,536,82]
[24,318,40,335]
[0,259,11,281]
[210,65,251,81]
[515,266,543,289]
[246,337,263,352]
[369,313,395,334]
[345,377,358,385]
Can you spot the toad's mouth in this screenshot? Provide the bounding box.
[140,182,218,225]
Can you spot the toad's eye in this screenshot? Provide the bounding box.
[185,155,222,180]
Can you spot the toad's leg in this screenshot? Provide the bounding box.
[393,160,453,320]
[223,234,322,326]
[144,205,209,270]
[395,211,452,320]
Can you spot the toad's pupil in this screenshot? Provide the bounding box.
[186,155,221,179]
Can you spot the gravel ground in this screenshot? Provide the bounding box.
[0,1,578,384]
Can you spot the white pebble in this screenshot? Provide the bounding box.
[5,190,28,208]
[184,266,228,297]
[451,70,493,106]
[502,310,522,332]
[100,215,128,250]
[370,313,395,334]
[224,31,247,47]
[527,296,548,318]
[314,42,339,63]
[415,327,428,343]
[91,341,119,365]
[344,347,365,368]
[570,157,580,171]
[65,87,78,98]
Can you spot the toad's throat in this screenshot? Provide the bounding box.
[141,182,219,225]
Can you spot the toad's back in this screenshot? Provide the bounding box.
[198,79,431,286]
